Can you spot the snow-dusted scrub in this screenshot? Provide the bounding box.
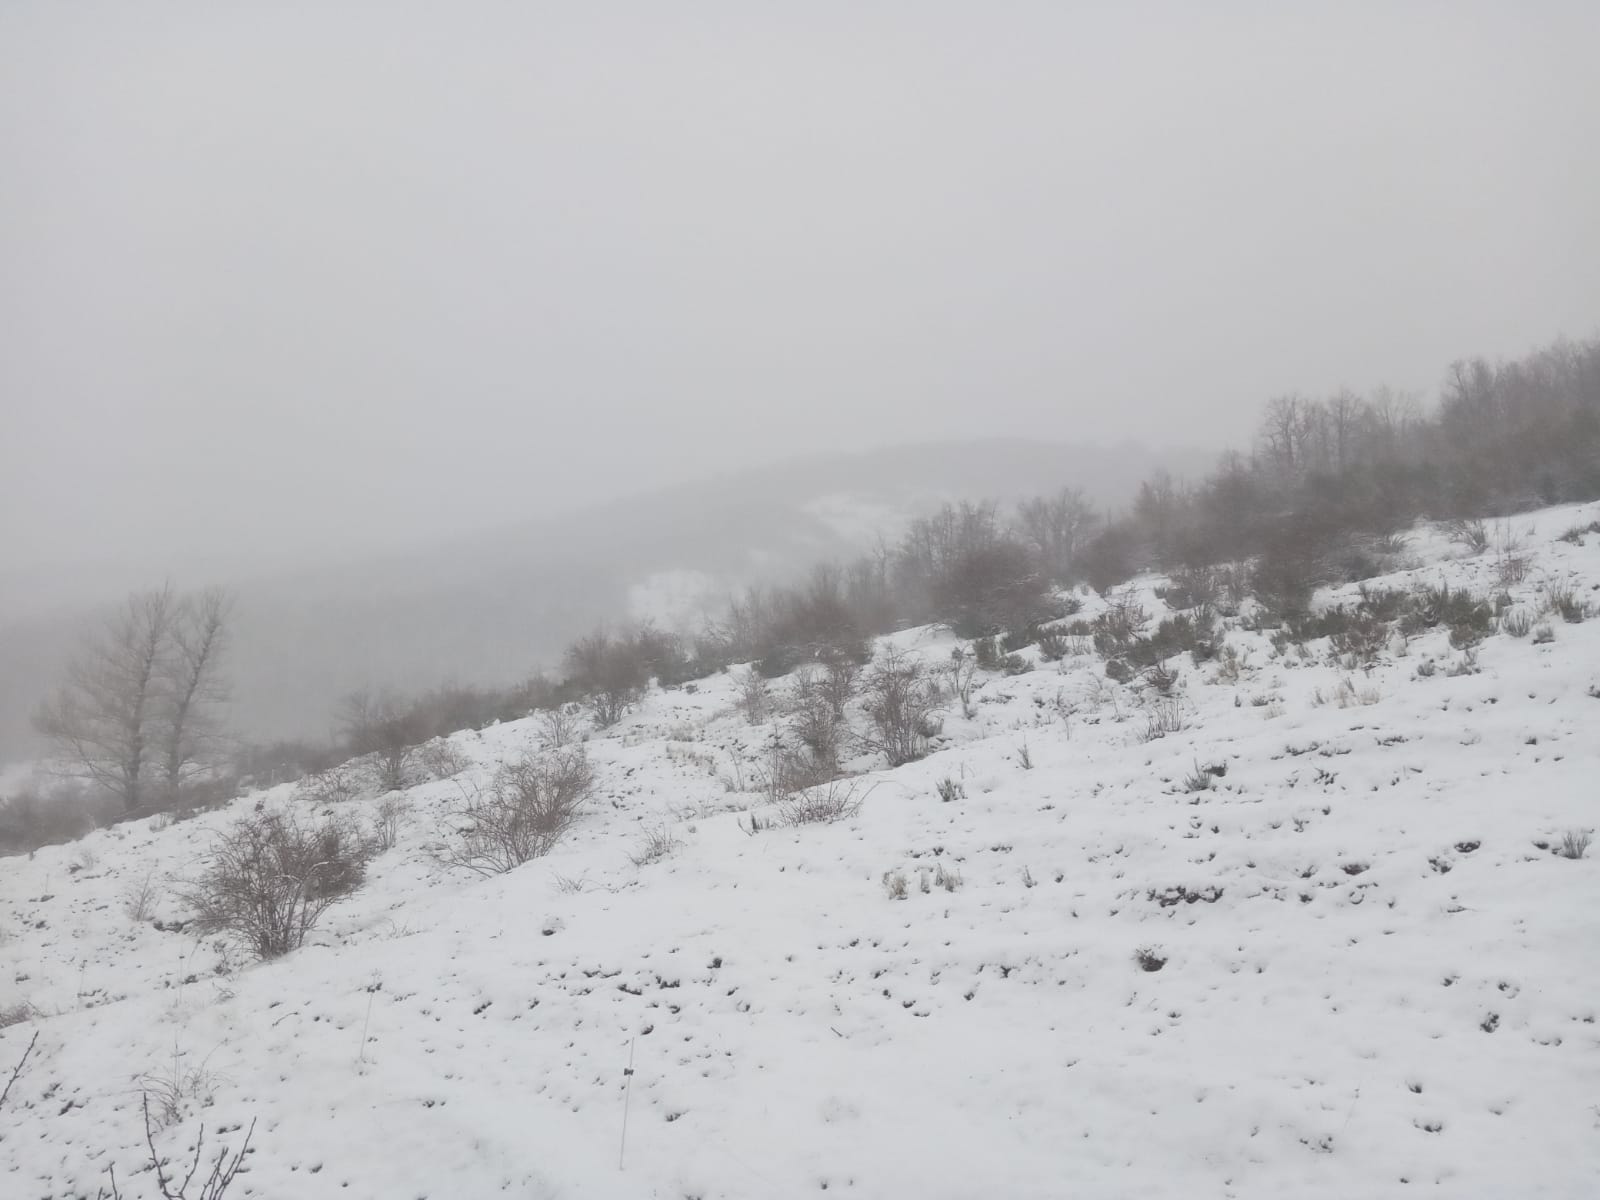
[1,500,1598,1198]
[438,746,593,876]
[183,809,371,960]
[859,648,942,766]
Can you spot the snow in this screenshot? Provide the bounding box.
[3,503,1599,1199]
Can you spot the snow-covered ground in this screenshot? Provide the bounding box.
[3,504,1599,1199]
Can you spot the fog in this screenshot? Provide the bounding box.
[3,3,1599,763]
[5,1,1596,580]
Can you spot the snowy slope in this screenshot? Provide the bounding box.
[3,504,1599,1200]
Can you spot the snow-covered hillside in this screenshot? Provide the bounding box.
[3,504,1599,1199]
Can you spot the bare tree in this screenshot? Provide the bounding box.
[1259,394,1315,477]
[34,586,177,814]
[1016,487,1096,581]
[1321,389,1367,476]
[337,688,420,792]
[564,631,648,727]
[157,588,234,807]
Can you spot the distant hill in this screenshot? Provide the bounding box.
[0,438,1209,761]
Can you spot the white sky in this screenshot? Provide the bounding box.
[3,1,1597,573]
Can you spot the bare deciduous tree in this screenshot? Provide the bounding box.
[1259,394,1315,478]
[34,586,178,814]
[1016,487,1097,581]
[564,631,648,727]
[337,688,420,792]
[158,588,233,807]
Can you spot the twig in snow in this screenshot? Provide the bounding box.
[0,1030,39,1111]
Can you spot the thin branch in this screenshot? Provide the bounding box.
[0,1030,39,1110]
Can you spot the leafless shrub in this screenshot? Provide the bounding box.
[538,706,579,749]
[294,764,367,806]
[139,1042,221,1131]
[629,826,680,867]
[417,738,471,780]
[1145,663,1179,695]
[371,794,410,853]
[98,1095,255,1200]
[338,688,422,792]
[1448,518,1489,554]
[1532,623,1555,644]
[182,810,371,960]
[124,867,160,922]
[69,845,99,874]
[439,748,593,876]
[736,668,771,725]
[1500,608,1532,638]
[1372,531,1411,557]
[1217,562,1252,610]
[1214,645,1246,683]
[566,629,660,726]
[1557,828,1591,860]
[934,862,962,892]
[787,671,844,772]
[369,746,415,794]
[1334,676,1381,708]
[775,778,871,827]
[946,647,980,719]
[1035,630,1069,662]
[1016,738,1033,770]
[752,736,835,805]
[883,869,908,900]
[1157,564,1218,610]
[819,655,859,716]
[861,650,942,767]
[1544,581,1591,623]
[935,775,965,803]
[1495,551,1531,585]
[1140,701,1186,742]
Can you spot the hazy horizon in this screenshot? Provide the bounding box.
[5,2,1597,580]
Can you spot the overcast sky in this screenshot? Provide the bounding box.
[3,1,1597,575]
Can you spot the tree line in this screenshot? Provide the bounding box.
[7,332,1596,850]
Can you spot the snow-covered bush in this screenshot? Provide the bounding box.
[860,651,942,767]
[440,747,593,876]
[736,669,771,725]
[1557,828,1592,859]
[775,778,870,827]
[417,738,471,780]
[183,810,371,959]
